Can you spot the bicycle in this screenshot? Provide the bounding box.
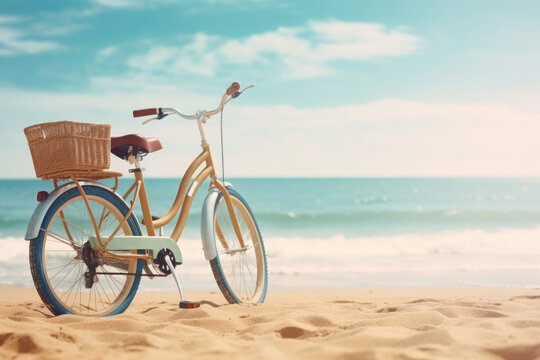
[24,82,268,316]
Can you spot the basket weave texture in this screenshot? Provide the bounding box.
[24,121,111,179]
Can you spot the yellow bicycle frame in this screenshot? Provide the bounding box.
[63,142,245,263]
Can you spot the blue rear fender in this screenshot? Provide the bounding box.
[25,181,131,240]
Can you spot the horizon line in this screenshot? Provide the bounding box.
[2,175,540,181]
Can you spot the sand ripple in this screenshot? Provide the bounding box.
[1,287,540,359]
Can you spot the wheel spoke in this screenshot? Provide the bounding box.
[61,262,83,304]
[57,214,93,240]
[33,187,141,316]
[42,229,80,249]
[48,258,77,282]
[99,265,119,299]
[212,193,266,303]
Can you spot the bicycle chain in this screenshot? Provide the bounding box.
[94,272,168,277]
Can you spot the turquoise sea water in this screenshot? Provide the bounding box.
[1,177,540,290]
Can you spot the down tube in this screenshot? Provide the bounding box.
[170,166,214,241]
[152,150,209,229]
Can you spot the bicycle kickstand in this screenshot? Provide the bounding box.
[164,255,200,309]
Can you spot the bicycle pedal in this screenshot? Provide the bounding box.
[179,300,200,309]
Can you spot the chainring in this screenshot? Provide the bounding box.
[155,249,176,275]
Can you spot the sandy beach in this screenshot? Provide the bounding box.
[1,286,540,359]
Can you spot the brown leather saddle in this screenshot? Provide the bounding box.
[110,134,162,160]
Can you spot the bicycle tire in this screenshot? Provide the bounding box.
[29,185,143,316]
[208,188,268,303]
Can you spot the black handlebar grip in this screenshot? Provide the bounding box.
[133,108,157,118]
[226,82,240,96]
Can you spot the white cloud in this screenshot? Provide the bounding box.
[219,21,420,66]
[96,45,119,61]
[127,20,421,78]
[32,23,85,37]
[4,84,540,178]
[309,21,419,61]
[0,15,23,24]
[91,0,285,10]
[0,7,96,57]
[0,15,64,56]
[39,7,102,19]
[223,99,539,177]
[0,28,61,56]
[129,34,219,76]
[91,0,142,8]
[90,0,178,9]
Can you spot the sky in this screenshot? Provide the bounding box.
[1,0,539,178]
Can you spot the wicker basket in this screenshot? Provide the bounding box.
[24,121,111,179]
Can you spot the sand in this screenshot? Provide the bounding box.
[1,286,540,359]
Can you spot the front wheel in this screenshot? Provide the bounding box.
[209,188,268,303]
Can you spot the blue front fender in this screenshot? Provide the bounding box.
[200,187,220,261]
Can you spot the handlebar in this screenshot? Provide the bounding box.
[133,82,253,125]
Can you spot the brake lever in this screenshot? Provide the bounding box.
[225,85,255,105]
[142,108,169,125]
[232,84,255,99]
[142,117,158,125]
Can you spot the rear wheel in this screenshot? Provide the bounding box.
[209,188,267,303]
[29,185,143,316]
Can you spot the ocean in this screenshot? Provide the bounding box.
[2,177,540,291]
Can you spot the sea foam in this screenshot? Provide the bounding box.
[3,227,540,288]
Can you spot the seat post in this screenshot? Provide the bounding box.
[132,167,155,236]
